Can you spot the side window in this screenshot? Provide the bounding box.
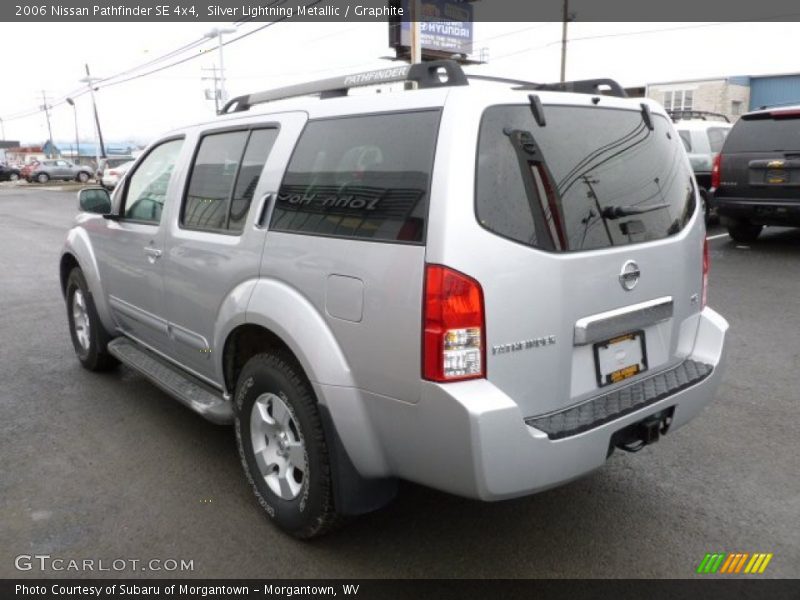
[270,111,440,243]
[182,128,277,232]
[123,138,184,224]
[230,129,278,232]
[678,130,692,152]
[707,127,729,153]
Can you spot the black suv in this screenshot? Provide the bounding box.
[713,106,800,242]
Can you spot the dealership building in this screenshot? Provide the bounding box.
[645,72,800,121]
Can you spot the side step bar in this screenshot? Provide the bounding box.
[107,337,233,425]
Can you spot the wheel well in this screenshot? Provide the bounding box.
[59,254,80,297]
[223,324,300,394]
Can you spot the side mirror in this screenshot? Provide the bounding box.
[78,187,112,214]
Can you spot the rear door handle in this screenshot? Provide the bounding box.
[143,246,162,263]
[256,193,274,228]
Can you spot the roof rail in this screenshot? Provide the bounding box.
[221,60,468,114]
[466,74,627,98]
[466,74,538,86]
[520,78,628,98]
[666,109,730,123]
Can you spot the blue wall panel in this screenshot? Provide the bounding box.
[750,75,800,110]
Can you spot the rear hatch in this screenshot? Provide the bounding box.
[471,101,705,417]
[718,109,800,202]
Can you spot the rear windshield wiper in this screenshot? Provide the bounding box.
[601,202,670,220]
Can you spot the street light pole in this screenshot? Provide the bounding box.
[204,27,236,105]
[66,98,80,164]
[80,64,107,169]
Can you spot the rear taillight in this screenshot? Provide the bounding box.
[108,170,119,177]
[702,238,710,308]
[710,153,722,189]
[423,264,486,382]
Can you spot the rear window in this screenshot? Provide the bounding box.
[269,110,440,244]
[476,104,696,252]
[723,114,800,153]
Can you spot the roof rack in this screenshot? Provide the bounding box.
[518,78,628,98]
[221,60,468,114]
[467,74,627,98]
[666,109,730,123]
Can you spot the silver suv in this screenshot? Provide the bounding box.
[60,62,729,538]
[28,159,93,184]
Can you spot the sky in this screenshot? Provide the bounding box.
[2,21,800,146]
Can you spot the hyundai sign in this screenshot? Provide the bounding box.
[389,0,474,58]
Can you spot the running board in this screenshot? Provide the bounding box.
[107,337,233,425]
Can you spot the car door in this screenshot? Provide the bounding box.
[162,113,306,382]
[93,137,186,354]
[53,160,71,179]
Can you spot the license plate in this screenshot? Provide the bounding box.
[593,331,648,387]
[766,169,788,184]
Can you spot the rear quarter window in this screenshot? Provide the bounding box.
[269,110,441,244]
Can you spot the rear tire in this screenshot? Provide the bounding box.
[9,172,19,182]
[65,268,118,371]
[234,353,343,539]
[77,171,89,183]
[727,220,763,243]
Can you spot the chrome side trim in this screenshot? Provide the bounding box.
[573,296,674,346]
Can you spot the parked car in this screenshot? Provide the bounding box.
[60,62,728,538]
[0,163,21,182]
[101,160,135,190]
[27,159,93,184]
[712,105,800,242]
[94,157,132,183]
[670,111,732,223]
[20,161,39,180]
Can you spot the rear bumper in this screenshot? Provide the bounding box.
[364,308,728,501]
[714,196,800,226]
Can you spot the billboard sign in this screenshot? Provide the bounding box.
[390,0,474,58]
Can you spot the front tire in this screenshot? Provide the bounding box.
[727,220,763,243]
[234,353,342,539]
[77,171,90,183]
[9,172,19,182]
[36,173,49,184]
[65,268,117,371]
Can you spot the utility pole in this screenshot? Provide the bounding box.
[560,0,574,83]
[204,27,236,105]
[80,63,107,168]
[409,0,422,64]
[201,65,222,114]
[40,91,55,158]
[0,117,6,140]
[66,97,80,164]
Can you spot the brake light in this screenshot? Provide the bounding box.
[702,238,710,309]
[423,264,486,382]
[710,153,722,189]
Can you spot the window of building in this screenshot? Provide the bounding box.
[662,90,695,111]
[731,100,743,116]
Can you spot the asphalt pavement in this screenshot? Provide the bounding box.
[0,185,798,578]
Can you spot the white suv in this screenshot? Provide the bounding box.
[61,61,729,538]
